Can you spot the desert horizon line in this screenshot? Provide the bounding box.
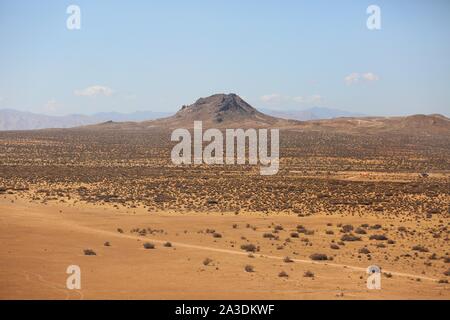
[1,105,449,120]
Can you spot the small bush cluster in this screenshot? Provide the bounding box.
[341,234,361,242]
[83,249,96,256]
[310,253,328,261]
[143,242,155,249]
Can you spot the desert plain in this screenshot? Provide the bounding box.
[0,95,449,300]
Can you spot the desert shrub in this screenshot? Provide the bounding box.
[164,242,172,247]
[278,271,289,278]
[304,270,315,277]
[283,256,294,263]
[263,233,276,239]
[376,243,386,248]
[203,258,213,266]
[397,226,407,232]
[83,249,96,256]
[330,244,340,250]
[310,253,328,261]
[359,247,370,254]
[444,268,450,276]
[387,239,395,244]
[326,230,334,235]
[274,225,283,231]
[369,234,388,241]
[412,245,429,252]
[290,232,299,238]
[117,228,124,233]
[428,253,438,260]
[340,224,354,233]
[370,224,382,230]
[354,227,367,235]
[143,242,155,249]
[104,241,111,247]
[232,224,238,229]
[241,243,257,252]
[212,232,222,238]
[438,279,449,284]
[341,234,361,242]
[245,265,254,272]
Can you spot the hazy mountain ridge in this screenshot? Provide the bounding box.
[0,109,171,131]
[0,99,367,131]
[2,94,449,136]
[86,94,450,135]
[262,107,366,121]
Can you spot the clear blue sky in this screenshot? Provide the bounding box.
[0,0,449,116]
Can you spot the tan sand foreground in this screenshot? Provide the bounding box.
[1,194,448,300]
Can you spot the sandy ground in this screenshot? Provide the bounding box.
[0,194,448,300]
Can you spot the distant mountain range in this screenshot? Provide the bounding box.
[0,109,171,131]
[84,94,450,136]
[0,105,365,131]
[262,107,365,121]
[1,96,449,136]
